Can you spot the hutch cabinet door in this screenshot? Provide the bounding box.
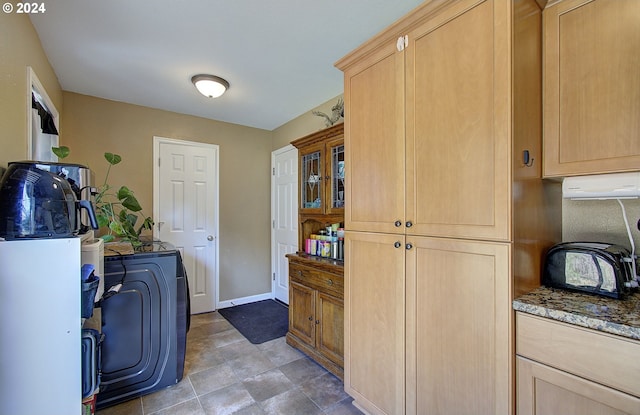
[543,0,640,177]
[324,137,345,216]
[288,281,315,347]
[316,291,344,367]
[299,142,325,215]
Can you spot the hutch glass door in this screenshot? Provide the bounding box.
[302,150,322,209]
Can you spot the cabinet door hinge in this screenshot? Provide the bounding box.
[397,35,408,52]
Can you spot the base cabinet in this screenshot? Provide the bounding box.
[286,254,344,379]
[345,232,511,415]
[517,357,640,415]
[516,312,640,415]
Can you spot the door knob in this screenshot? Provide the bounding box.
[207,235,214,241]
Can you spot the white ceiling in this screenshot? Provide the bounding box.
[30,1,423,131]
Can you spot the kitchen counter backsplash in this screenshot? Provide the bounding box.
[513,286,640,340]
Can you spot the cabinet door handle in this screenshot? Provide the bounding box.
[315,320,320,325]
[325,175,330,180]
[308,316,313,321]
[394,241,402,248]
[327,279,334,286]
[394,220,402,227]
[297,270,302,277]
[406,221,413,228]
[406,243,413,250]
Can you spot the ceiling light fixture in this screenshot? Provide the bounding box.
[191,74,229,98]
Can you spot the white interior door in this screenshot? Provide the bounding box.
[154,137,219,314]
[271,145,298,304]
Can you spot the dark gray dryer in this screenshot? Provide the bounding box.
[97,242,189,409]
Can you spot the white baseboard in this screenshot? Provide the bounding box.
[217,292,273,310]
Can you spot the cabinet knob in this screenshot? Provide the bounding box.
[394,220,402,227]
[308,316,313,321]
[406,221,413,228]
[297,270,302,277]
[315,320,320,325]
[394,241,402,248]
[406,243,413,250]
[325,175,330,180]
[327,279,334,286]
[207,235,214,241]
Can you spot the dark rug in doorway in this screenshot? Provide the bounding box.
[218,299,289,344]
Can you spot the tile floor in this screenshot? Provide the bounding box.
[96,311,363,415]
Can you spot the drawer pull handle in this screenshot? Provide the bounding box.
[327,279,334,286]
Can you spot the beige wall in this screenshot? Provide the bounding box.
[272,94,344,150]
[0,13,62,168]
[61,92,273,302]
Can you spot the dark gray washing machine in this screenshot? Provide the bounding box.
[97,242,190,409]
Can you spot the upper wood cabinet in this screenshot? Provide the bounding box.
[339,0,510,241]
[341,40,405,236]
[543,0,640,177]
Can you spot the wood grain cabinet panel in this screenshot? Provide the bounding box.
[344,232,406,415]
[288,281,315,347]
[516,313,640,415]
[543,0,640,177]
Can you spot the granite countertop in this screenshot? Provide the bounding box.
[513,286,640,340]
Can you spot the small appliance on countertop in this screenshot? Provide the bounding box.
[543,241,638,299]
[0,162,97,239]
[9,160,98,234]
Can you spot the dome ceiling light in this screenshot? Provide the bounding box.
[191,74,229,98]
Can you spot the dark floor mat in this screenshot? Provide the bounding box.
[218,299,289,344]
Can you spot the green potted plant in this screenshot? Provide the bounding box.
[52,146,154,248]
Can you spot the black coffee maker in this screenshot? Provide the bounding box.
[0,162,98,239]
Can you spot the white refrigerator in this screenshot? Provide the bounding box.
[0,237,81,414]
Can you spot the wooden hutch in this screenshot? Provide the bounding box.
[285,122,345,379]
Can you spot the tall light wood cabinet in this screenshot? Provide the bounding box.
[543,0,640,177]
[336,1,561,414]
